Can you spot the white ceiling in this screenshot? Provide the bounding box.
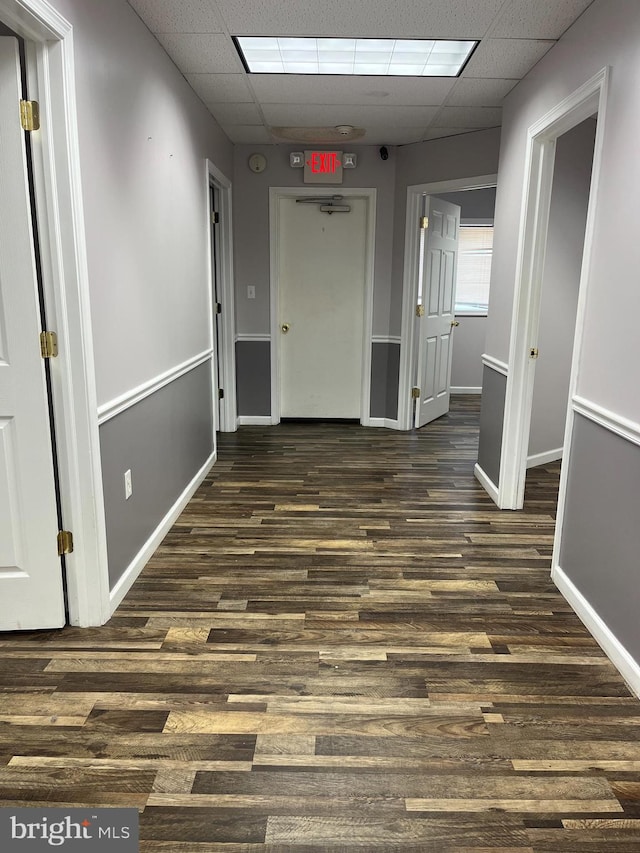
[127,0,595,146]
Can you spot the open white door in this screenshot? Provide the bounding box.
[0,37,65,630]
[414,196,460,428]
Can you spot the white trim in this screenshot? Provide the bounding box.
[368,417,400,430]
[110,450,216,612]
[207,160,237,432]
[269,186,376,427]
[499,67,609,511]
[451,386,482,395]
[553,565,640,700]
[237,416,274,426]
[97,350,214,425]
[526,447,562,468]
[474,463,499,505]
[236,333,271,343]
[372,335,401,346]
[481,353,509,377]
[1,0,111,626]
[572,396,640,447]
[398,174,498,430]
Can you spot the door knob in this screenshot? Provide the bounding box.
[451,320,460,327]
[281,323,290,334]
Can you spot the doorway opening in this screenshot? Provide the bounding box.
[498,68,608,512]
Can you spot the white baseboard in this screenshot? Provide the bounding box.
[553,565,640,699]
[526,447,563,469]
[109,450,216,612]
[367,417,400,429]
[474,462,499,506]
[237,415,274,426]
[451,386,482,395]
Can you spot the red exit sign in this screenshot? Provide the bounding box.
[304,150,343,184]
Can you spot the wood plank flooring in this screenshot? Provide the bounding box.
[2,396,640,851]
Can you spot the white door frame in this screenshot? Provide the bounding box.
[269,186,376,426]
[206,159,237,432]
[398,174,498,431]
[0,0,110,625]
[498,67,609,511]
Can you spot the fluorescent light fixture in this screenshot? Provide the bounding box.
[234,37,477,77]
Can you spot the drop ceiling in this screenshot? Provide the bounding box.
[127,0,596,147]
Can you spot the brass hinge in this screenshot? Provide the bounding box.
[57,530,74,556]
[415,304,425,317]
[218,388,224,399]
[211,211,219,224]
[420,215,429,230]
[40,331,58,359]
[411,387,420,399]
[216,302,222,314]
[529,347,539,359]
[20,99,40,131]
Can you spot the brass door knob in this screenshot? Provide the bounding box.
[281,322,290,334]
[451,320,460,327]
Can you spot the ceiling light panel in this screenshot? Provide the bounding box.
[235,37,477,76]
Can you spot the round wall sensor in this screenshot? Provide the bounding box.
[248,153,267,173]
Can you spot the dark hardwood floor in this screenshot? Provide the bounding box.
[2,396,640,851]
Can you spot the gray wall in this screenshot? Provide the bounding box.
[528,119,596,461]
[481,0,640,673]
[100,364,214,587]
[476,366,506,486]
[451,317,486,390]
[51,0,233,588]
[560,416,640,663]
[436,186,496,221]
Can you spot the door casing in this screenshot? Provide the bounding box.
[0,0,110,625]
[269,186,376,426]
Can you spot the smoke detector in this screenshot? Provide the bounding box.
[270,125,365,143]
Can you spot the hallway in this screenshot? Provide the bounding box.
[1,397,639,851]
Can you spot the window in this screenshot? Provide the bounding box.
[454,225,493,315]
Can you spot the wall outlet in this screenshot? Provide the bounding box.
[124,469,132,500]
[247,285,256,299]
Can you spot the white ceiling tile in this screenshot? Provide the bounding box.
[462,38,555,78]
[446,77,517,106]
[127,0,224,33]
[262,103,439,127]
[185,73,254,104]
[250,75,455,106]
[214,0,505,38]
[422,126,483,140]
[210,102,263,124]
[356,128,428,145]
[490,0,595,39]
[223,125,273,144]
[155,33,244,74]
[433,106,502,127]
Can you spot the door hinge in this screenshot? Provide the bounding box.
[216,302,222,314]
[40,331,58,359]
[211,211,219,224]
[415,304,425,317]
[411,387,420,399]
[420,215,429,230]
[529,347,539,359]
[218,388,224,399]
[20,99,40,132]
[57,530,74,556]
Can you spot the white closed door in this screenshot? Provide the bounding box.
[0,37,65,630]
[278,196,367,419]
[415,196,460,428]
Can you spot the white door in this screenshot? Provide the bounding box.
[415,196,460,428]
[0,37,65,630]
[278,196,367,419]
